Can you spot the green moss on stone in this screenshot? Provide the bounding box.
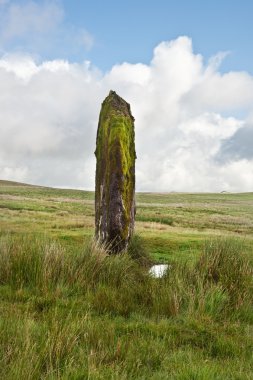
[95,91,136,253]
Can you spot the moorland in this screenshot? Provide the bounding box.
[0,180,253,379]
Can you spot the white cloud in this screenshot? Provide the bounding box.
[0,36,253,192]
[0,53,39,79]
[181,68,253,116]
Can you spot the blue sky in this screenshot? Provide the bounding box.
[0,0,253,191]
[66,0,253,74]
[1,0,253,73]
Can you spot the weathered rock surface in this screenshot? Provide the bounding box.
[95,90,136,253]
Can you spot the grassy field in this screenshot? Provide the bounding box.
[0,180,253,379]
[1,180,252,262]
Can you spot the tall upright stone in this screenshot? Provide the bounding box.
[95,90,136,253]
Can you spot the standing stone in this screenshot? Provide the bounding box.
[95,90,136,253]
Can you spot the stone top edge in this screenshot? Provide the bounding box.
[103,90,135,121]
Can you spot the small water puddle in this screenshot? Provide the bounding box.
[149,264,169,278]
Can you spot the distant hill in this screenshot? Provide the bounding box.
[0,180,38,187]
[0,180,93,195]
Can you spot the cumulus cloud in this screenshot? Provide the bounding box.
[0,56,102,187]
[0,36,253,191]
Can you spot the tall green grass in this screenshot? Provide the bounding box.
[0,234,252,379]
[0,234,252,318]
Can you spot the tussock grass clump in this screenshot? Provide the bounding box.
[127,234,153,267]
[0,235,66,290]
[0,235,146,294]
[197,238,253,309]
[0,234,252,378]
[0,234,252,319]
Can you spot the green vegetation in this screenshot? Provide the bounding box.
[0,180,253,379]
[95,91,135,251]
